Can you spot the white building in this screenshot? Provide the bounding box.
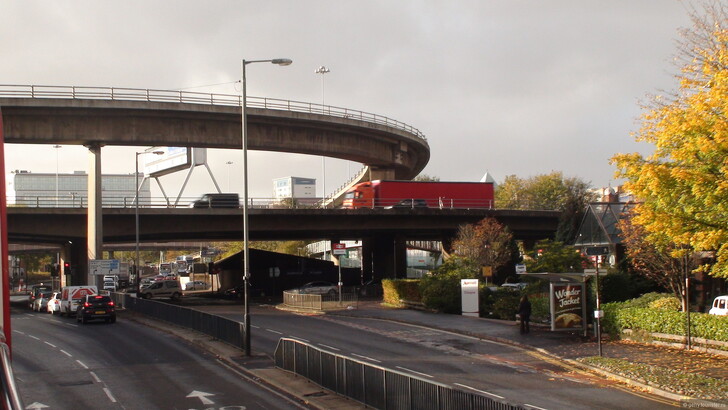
[273,176,316,200]
[10,170,151,208]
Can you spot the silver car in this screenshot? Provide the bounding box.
[291,281,338,296]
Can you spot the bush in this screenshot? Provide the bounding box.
[491,290,520,320]
[648,296,680,311]
[382,279,421,306]
[419,257,480,313]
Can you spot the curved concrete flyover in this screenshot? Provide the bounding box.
[0,85,429,180]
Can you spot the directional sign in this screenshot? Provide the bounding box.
[332,243,346,256]
[585,246,609,256]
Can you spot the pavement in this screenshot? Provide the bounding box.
[122,298,727,408]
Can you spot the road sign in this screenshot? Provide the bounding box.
[585,246,609,256]
[515,264,527,274]
[332,243,346,256]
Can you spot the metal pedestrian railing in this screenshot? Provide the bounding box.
[282,289,359,311]
[112,293,245,350]
[274,338,523,410]
[0,331,23,410]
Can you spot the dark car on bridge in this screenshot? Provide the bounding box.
[190,193,240,208]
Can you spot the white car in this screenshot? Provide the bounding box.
[185,281,210,291]
[32,291,53,312]
[46,292,61,314]
[708,295,728,316]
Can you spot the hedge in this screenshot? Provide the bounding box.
[602,294,728,342]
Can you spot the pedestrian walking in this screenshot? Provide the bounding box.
[518,294,531,334]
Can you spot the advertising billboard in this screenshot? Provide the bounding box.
[143,147,208,177]
[550,283,586,331]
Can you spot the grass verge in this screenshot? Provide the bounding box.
[577,356,727,401]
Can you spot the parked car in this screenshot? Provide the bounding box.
[289,281,338,296]
[76,294,116,324]
[46,292,61,314]
[32,291,53,312]
[185,281,210,291]
[384,198,428,209]
[501,283,528,291]
[139,277,154,292]
[709,295,728,316]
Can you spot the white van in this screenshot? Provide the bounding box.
[59,286,98,316]
[709,295,728,316]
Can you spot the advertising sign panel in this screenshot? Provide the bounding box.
[550,283,586,331]
[461,279,479,317]
[143,147,208,177]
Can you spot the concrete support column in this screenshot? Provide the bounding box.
[367,234,408,280]
[86,143,103,285]
[361,238,373,282]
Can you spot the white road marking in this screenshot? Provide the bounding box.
[396,366,433,378]
[351,353,381,363]
[28,335,40,341]
[251,325,261,329]
[76,360,88,369]
[454,383,504,399]
[12,330,25,335]
[60,350,72,357]
[265,329,283,335]
[318,343,340,351]
[103,387,117,403]
[44,342,56,348]
[89,372,102,383]
[524,404,549,410]
[187,390,215,405]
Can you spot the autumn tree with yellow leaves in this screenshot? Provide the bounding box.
[612,2,728,278]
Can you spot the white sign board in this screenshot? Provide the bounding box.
[89,259,121,276]
[461,279,479,317]
[515,264,527,274]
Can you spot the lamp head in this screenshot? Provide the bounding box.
[271,58,293,66]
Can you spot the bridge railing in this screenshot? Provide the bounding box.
[0,84,426,141]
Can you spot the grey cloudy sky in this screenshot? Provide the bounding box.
[1,1,694,198]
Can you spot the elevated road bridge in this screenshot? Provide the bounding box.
[8,206,560,282]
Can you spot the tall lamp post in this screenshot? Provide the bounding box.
[315,66,330,201]
[135,150,164,287]
[53,145,62,207]
[242,58,292,356]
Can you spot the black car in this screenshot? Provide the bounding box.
[384,199,428,209]
[76,295,116,324]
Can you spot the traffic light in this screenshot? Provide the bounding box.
[63,262,71,275]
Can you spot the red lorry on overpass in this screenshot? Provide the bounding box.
[341,180,495,209]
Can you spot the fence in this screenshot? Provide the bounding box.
[282,289,359,311]
[274,338,522,410]
[112,293,245,350]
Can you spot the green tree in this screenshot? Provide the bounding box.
[420,257,479,313]
[611,3,728,278]
[413,174,440,182]
[451,217,514,276]
[525,239,588,273]
[495,172,596,242]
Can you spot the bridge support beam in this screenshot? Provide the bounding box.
[86,143,103,285]
[363,234,407,281]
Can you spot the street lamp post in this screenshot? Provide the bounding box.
[242,58,292,356]
[53,145,62,207]
[315,66,330,202]
[135,150,164,288]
